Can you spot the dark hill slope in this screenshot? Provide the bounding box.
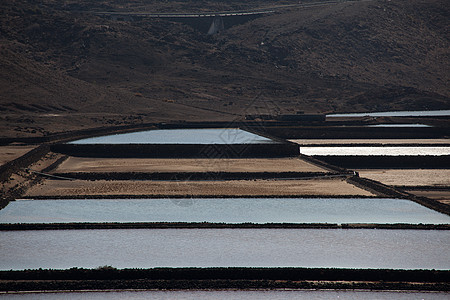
[214,0,449,112]
[0,0,448,138]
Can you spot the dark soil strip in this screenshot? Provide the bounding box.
[347,177,410,199]
[260,126,450,139]
[41,155,68,173]
[0,268,448,292]
[0,145,49,183]
[1,279,448,292]
[50,171,343,181]
[299,154,350,173]
[50,143,300,158]
[398,186,450,191]
[0,222,448,231]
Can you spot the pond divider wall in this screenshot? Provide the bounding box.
[1,222,449,231]
[259,126,450,139]
[50,143,300,158]
[299,154,350,173]
[347,176,450,216]
[0,145,50,183]
[0,268,448,291]
[0,145,51,209]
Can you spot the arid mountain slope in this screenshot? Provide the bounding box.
[0,0,448,137]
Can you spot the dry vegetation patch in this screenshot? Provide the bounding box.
[54,157,328,173]
[26,178,374,197]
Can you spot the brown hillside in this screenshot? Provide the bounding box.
[0,0,448,138]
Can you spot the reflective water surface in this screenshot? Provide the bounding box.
[1,198,449,224]
[1,290,449,300]
[68,128,275,144]
[366,123,432,127]
[300,146,450,156]
[327,110,450,117]
[1,229,448,270]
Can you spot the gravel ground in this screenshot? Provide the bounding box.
[25,178,374,197]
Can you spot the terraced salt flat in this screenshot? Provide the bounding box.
[2,198,449,224]
[1,229,448,270]
[68,128,275,144]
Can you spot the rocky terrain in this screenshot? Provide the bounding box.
[0,0,449,138]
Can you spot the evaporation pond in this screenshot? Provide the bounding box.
[1,229,448,270]
[366,123,432,127]
[2,290,449,300]
[1,198,449,224]
[300,146,450,156]
[68,128,275,144]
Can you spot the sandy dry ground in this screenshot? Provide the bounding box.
[25,178,374,197]
[1,152,66,201]
[405,190,450,205]
[356,169,450,187]
[53,157,328,173]
[290,139,450,145]
[0,146,36,166]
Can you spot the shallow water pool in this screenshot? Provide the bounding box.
[1,198,448,224]
[1,229,448,270]
[68,128,275,144]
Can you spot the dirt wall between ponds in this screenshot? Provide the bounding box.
[259,126,450,139]
[0,145,51,209]
[1,223,448,231]
[50,143,300,158]
[0,268,448,291]
[0,145,50,182]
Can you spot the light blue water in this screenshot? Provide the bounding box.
[327,109,450,117]
[68,128,275,144]
[1,229,448,270]
[1,290,448,300]
[366,123,432,127]
[1,198,448,224]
